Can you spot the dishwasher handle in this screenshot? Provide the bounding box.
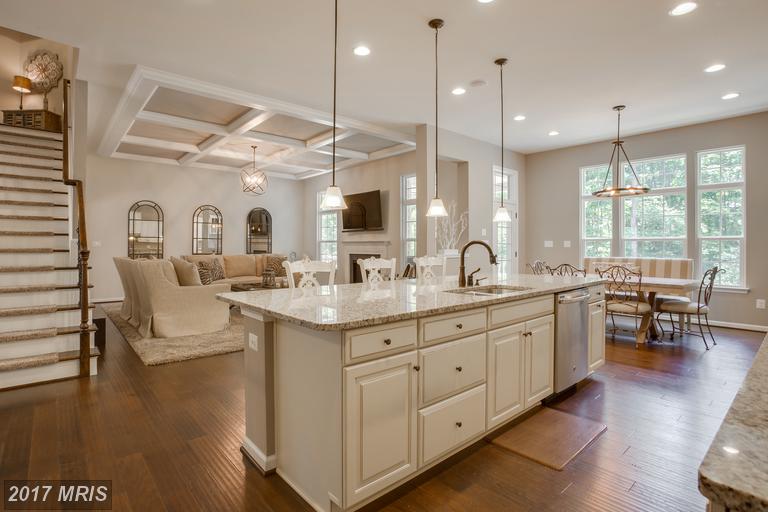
[558,288,591,304]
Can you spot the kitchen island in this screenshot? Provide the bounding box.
[218,274,606,512]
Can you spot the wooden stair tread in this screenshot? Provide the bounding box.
[0,248,54,253]
[0,172,62,183]
[0,185,66,194]
[0,139,63,152]
[0,161,61,171]
[0,199,67,207]
[0,231,67,236]
[0,149,62,161]
[0,215,68,221]
[0,265,89,273]
[0,127,63,143]
[0,303,95,317]
[0,284,93,294]
[0,352,59,371]
[0,324,97,343]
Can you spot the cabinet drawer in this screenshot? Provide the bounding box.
[419,385,486,467]
[345,320,417,364]
[420,309,486,345]
[419,333,486,406]
[489,296,554,329]
[588,285,605,303]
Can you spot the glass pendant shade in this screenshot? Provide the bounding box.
[321,185,347,210]
[426,197,448,217]
[493,206,512,223]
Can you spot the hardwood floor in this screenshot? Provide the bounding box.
[0,310,762,511]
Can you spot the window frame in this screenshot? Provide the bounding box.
[317,191,339,264]
[619,153,688,258]
[400,174,417,265]
[695,145,747,289]
[492,167,518,281]
[579,163,613,260]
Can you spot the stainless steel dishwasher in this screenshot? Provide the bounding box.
[554,288,591,393]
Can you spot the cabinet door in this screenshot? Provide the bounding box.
[524,314,554,409]
[487,322,525,429]
[344,351,418,507]
[588,301,606,373]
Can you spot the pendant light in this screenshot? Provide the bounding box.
[320,0,348,211]
[241,145,268,195]
[592,105,650,197]
[425,18,448,218]
[493,58,512,223]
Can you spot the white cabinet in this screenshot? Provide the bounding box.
[524,314,555,409]
[588,301,606,373]
[418,333,486,407]
[344,351,418,507]
[486,322,525,429]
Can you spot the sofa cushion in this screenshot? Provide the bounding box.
[265,255,288,277]
[224,255,256,278]
[255,254,265,276]
[160,260,180,286]
[197,259,225,285]
[183,254,224,267]
[170,256,202,286]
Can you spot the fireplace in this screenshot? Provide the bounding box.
[349,253,380,284]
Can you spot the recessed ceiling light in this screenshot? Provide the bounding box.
[722,92,740,100]
[548,130,560,136]
[477,0,494,3]
[669,2,697,16]
[513,114,526,121]
[353,46,370,56]
[452,87,466,95]
[704,63,726,73]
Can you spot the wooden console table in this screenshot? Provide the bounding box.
[2,109,62,133]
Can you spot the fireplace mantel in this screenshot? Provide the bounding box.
[339,238,392,283]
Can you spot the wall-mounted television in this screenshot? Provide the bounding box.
[341,190,384,232]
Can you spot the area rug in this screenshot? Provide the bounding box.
[101,303,243,366]
[490,407,607,470]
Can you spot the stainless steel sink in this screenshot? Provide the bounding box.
[445,285,533,297]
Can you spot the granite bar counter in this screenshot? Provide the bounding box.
[699,333,768,511]
[217,274,607,512]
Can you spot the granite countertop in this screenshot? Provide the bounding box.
[699,333,768,511]
[217,274,606,331]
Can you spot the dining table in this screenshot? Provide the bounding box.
[605,275,700,345]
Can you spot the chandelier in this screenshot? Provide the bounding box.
[241,145,268,195]
[592,105,649,198]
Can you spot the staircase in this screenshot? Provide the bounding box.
[0,119,97,389]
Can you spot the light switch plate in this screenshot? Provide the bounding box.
[248,333,259,351]
[544,240,554,248]
[757,299,766,310]
[563,240,571,248]
[481,228,487,236]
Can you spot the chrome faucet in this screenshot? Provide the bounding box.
[458,240,498,287]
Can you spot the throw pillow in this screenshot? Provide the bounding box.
[197,259,225,284]
[265,255,288,277]
[170,256,202,286]
[223,255,256,278]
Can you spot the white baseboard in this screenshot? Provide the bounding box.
[697,318,768,333]
[242,436,276,472]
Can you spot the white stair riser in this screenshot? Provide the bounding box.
[0,133,63,150]
[0,165,62,179]
[0,252,70,267]
[0,219,68,231]
[0,331,94,360]
[0,269,79,287]
[0,309,92,331]
[0,235,68,250]
[0,205,68,217]
[0,356,97,389]
[0,143,62,160]
[0,126,62,141]
[0,177,67,192]
[0,190,67,203]
[0,289,81,308]
[0,154,62,170]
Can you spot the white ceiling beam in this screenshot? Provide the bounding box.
[179,110,276,166]
[135,110,229,136]
[121,135,201,154]
[111,151,181,167]
[312,146,369,160]
[305,129,355,150]
[97,76,158,156]
[368,143,415,161]
[239,131,305,148]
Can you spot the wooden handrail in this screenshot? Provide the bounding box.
[62,79,91,377]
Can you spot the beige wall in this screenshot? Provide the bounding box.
[85,155,305,301]
[525,111,768,328]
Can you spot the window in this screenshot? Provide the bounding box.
[580,165,613,257]
[400,175,417,265]
[493,168,517,280]
[318,192,339,263]
[621,155,687,258]
[697,146,745,287]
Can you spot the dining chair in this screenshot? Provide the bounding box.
[548,263,587,277]
[656,266,721,350]
[527,260,549,275]
[413,255,446,285]
[598,265,652,347]
[283,258,336,289]
[357,257,397,284]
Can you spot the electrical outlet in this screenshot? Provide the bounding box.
[563,240,571,248]
[544,240,554,248]
[248,333,259,351]
[757,299,766,310]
